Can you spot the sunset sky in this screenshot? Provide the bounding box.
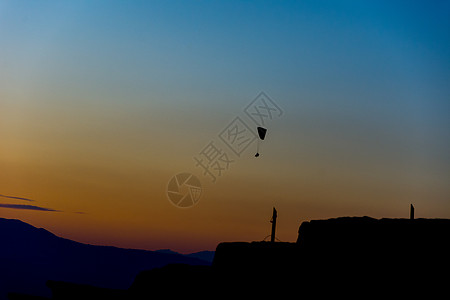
[1,1,449,253]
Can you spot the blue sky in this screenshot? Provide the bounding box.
[0,0,449,251]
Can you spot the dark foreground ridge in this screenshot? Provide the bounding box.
[8,217,450,299]
[0,218,209,300]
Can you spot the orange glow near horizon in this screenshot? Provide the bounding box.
[1,1,449,254]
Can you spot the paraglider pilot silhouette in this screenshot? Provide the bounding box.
[255,127,267,157]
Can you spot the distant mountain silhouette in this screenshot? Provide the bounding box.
[134,217,450,298]
[4,216,450,299]
[156,249,215,263]
[0,218,211,300]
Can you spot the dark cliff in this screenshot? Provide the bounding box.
[211,217,450,296]
[295,216,450,273]
[8,216,450,299]
[127,217,450,298]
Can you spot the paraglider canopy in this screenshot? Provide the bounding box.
[257,127,267,140]
[255,126,267,157]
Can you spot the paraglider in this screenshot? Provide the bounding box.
[255,126,267,157]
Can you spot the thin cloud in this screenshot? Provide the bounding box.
[0,194,35,202]
[0,203,60,212]
[0,193,86,214]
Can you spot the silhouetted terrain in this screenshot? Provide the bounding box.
[155,249,215,263]
[212,217,450,297]
[0,218,210,300]
[4,216,450,299]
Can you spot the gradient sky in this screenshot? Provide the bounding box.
[1,0,449,253]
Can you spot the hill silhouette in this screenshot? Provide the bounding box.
[155,249,215,263]
[0,218,210,300]
[128,216,450,298]
[4,216,450,299]
[211,217,450,297]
